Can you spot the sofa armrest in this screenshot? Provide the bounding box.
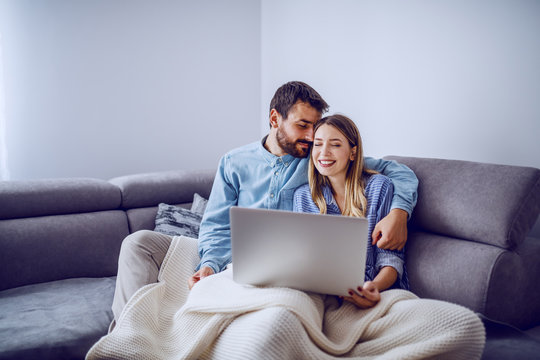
[384,156,540,249]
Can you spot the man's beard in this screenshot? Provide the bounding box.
[276,127,311,158]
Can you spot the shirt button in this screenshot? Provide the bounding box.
[274,171,278,176]
[284,162,289,166]
[270,193,274,198]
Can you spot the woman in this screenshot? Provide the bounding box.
[293,114,409,309]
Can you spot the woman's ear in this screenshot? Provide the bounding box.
[350,146,357,161]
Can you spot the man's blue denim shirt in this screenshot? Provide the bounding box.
[196,138,418,274]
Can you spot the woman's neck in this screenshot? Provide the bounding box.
[328,176,347,212]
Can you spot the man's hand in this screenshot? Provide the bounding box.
[188,266,215,290]
[371,208,408,250]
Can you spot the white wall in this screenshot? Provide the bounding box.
[261,0,540,169]
[0,0,261,180]
[261,0,540,237]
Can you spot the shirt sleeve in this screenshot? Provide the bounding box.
[366,175,407,288]
[363,157,418,218]
[196,154,238,274]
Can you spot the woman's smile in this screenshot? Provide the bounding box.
[318,160,336,167]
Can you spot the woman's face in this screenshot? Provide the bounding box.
[312,124,356,182]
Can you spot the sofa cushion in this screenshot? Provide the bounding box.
[384,156,540,249]
[125,194,207,234]
[0,211,129,291]
[154,203,203,238]
[0,178,121,220]
[109,169,215,209]
[0,277,115,360]
[190,193,208,215]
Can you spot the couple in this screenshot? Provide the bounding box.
[97,81,484,359]
[112,81,415,318]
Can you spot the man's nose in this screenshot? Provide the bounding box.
[305,129,314,142]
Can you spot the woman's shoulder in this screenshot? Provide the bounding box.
[293,183,320,213]
[366,173,392,189]
[293,183,311,197]
[364,173,394,205]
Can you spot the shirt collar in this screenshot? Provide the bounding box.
[322,185,338,207]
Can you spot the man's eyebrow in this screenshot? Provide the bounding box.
[298,119,315,124]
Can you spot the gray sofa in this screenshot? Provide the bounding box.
[1,156,539,359]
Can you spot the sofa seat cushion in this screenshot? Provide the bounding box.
[0,277,115,360]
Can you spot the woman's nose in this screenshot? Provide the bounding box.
[321,143,331,155]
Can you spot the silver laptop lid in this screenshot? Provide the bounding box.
[230,206,368,296]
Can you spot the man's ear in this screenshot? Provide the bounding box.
[269,109,281,129]
[350,146,357,161]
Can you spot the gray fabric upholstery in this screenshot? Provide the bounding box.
[0,178,121,220]
[406,231,497,314]
[406,232,540,328]
[110,169,215,209]
[125,207,159,233]
[384,156,540,329]
[0,168,217,360]
[385,156,540,249]
[0,277,115,360]
[0,211,128,291]
[485,237,540,328]
[480,315,540,360]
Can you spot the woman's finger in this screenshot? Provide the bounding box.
[357,285,380,303]
[345,291,376,308]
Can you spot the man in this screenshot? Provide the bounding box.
[112,81,418,320]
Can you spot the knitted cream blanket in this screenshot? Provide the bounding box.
[87,236,485,360]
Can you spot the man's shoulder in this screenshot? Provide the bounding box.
[224,140,260,158]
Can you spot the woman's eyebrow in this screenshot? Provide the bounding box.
[313,137,344,142]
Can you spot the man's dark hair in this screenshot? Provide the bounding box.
[269,81,329,120]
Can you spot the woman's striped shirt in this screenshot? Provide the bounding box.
[293,174,409,290]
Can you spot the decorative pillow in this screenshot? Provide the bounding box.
[154,203,202,238]
[190,193,208,215]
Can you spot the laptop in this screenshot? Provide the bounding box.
[230,206,368,296]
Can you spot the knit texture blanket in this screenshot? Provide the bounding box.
[87,236,485,360]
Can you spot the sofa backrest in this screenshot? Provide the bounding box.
[384,156,540,249]
[109,169,215,233]
[0,178,129,291]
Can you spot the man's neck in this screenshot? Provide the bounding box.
[263,132,287,157]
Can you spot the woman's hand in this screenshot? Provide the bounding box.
[342,281,381,309]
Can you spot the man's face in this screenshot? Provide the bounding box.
[275,101,321,158]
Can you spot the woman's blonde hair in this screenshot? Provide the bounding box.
[308,114,376,217]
